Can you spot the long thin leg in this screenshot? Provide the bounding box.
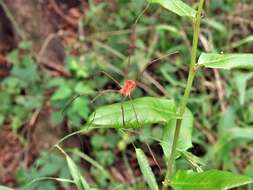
[91,89,119,103]
[120,97,127,127]
[62,89,119,115]
[62,93,83,115]
[50,112,96,152]
[123,1,150,79]
[120,128,165,144]
[100,70,122,88]
[129,96,140,128]
[134,2,150,25]
[138,51,179,79]
[129,96,161,171]
[147,143,162,172]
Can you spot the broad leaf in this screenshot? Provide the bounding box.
[135,148,159,190]
[161,108,193,160]
[171,170,253,190]
[147,0,196,18]
[198,53,253,70]
[51,84,72,101]
[87,97,177,128]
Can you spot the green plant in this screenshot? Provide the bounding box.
[81,0,253,189]
[0,45,43,130]
[16,151,72,190]
[1,0,253,190]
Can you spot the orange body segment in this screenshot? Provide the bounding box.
[120,80,136,97]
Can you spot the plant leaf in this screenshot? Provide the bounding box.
[226,127,253,141]
[161,108,193,160]
[0,185,14,190]
[135,148,159,190]
[198,53,253,70]
[87,97,177,128]
[51,84,72,101]
[231,35,253,48]
[66,155,90,190]
[147,0,196,18]
[171,170,253,190]
[234,72,253,105]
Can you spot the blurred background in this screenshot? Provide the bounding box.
[0,0,253,189]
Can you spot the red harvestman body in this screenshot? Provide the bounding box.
[119,80,136,97]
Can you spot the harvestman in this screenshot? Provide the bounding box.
[62,51,178,130]
[50,2,177,174]
[95,51,178,128]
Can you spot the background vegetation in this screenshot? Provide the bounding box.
[0,0,253,189]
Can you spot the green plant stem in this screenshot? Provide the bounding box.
[162,0,204,189]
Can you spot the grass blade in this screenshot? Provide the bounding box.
[135,148,159,190]
[55,145,90,190]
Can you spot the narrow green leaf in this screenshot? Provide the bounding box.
[179,151,204,172]
[71,149,112,180]
[161,108,193,160]
[220,127,253,145]
[20,177,74,190]
[66,155,90,190]
[0,185,14,190]
[171,170,253,190]
[203,19,226,33]
[135,148,159,190]
[56,145,90,190]
[231,35,253,48]
[198,53,253,70]
[147,0,196,18]
[87,97,177,129]
[234,72,253,105]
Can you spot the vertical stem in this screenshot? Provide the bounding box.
[162,0,204,189]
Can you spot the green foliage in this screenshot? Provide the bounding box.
[1,0,253,190]
[16,151,71,190]
[90,133,119,166]
[161,109,193,160]
[171,170,253,190]
[48,75,93,127]
[66,154,90,190]
[0,185,14,190]
[208,107,253,170]
[56,146,91,190]
[147,0,196,18]
[0,48,43,130]
[135,148,159,190]
[198,53,253,70]
[87,97,177,128]
[234,72,253,105]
